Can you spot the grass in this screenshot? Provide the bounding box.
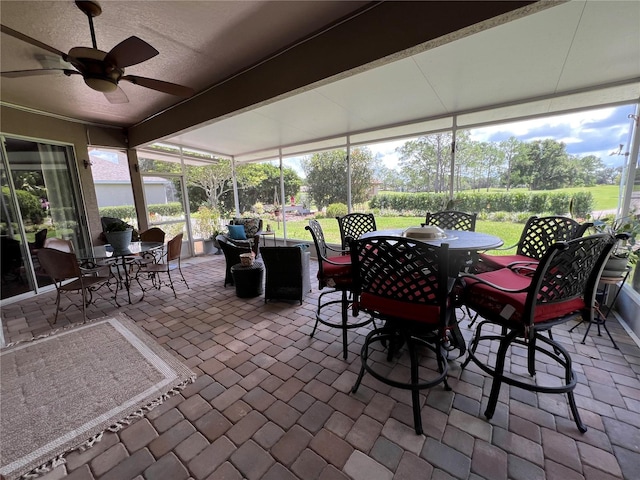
[270,216,524,252]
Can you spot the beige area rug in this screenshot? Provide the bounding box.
[0,314,196,480]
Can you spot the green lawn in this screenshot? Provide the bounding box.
[273,216,524,252]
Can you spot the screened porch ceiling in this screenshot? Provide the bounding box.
[149,0,640,165]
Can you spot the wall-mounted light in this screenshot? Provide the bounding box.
[83,159,93,169]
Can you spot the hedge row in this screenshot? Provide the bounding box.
[98,202,183,219]
[370,191,593,217]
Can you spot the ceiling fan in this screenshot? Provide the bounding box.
[0,0,195,103]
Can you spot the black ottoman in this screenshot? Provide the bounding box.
[230,262,264,298]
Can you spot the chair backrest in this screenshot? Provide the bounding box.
[33,228,48,248]
[306,219,330,260]
[37,248,80,281]
[140,227,166,243]
[166,233,183,261]
[260,246,303,280]
[43,237,74,253]
[217,234,251,260]
[350,236,451,325]
[516,215,588,260]
[523,233,615,327]
[424,210,477,231]
[336,213,376,249]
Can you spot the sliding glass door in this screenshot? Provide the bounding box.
[1,136,89,302]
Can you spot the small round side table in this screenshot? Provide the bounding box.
[230,261,264,298]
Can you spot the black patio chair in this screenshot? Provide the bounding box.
[306,219,373,359]
[350,235,453,435]
[459,233,616,433]
[336,213,377,249]
[422,210,477,232]
[476,215,592,273]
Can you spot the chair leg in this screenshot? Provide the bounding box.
[341,290,349,359]
[556,347,585,432]
[407,333,423,435]
[52,289,62,325]
[527,335,537,377]
[485,330,517,420]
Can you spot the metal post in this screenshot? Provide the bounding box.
[347,139,352,213]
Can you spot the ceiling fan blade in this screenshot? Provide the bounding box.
[104,87,129,104]
[1,24,67,59]
[121,75,195,97]
[1,68,78,78]
[106,36,158,68]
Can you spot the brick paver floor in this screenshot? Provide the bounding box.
[2,254,639,480]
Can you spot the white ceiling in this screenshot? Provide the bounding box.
[2,1,639,164]
[159,0,640,163]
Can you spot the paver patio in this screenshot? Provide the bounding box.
[2,253,639,480]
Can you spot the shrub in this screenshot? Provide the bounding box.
[326,203,348,217]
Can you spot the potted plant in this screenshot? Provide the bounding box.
[592,211,640,276]
[104,219,134,253]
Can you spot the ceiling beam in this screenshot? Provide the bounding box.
[128,0,539,148]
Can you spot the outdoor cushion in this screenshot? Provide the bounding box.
[228,225,247,240]
[359,293,440,324]
[463,268,585,324]
[319,255,352,287]
[234,217,260,237]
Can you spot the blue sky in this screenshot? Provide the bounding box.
[369,104,637,170]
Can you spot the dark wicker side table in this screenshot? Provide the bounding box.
[230,261,264,298]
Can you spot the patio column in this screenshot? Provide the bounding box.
[279,149,287,240]
[347,140,352,213]
[232,156,240,216]
[619,107,639,218]
[450,117,457,201]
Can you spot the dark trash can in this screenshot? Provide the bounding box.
[231,262,264,298]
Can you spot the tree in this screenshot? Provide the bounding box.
[525,139,572,190]
[498,137,526,190]
[234,163,302,212]
[397,133,451,193]
[302,148,374,210]
[186,160,234,210]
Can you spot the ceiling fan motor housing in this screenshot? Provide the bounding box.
[68,47,122,92]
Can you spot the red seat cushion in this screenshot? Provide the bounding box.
[464,268,585,324]
[319,255,352,287]
[360,293,440,324]
[477,253,537,272]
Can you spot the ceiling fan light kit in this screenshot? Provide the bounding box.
[0,0,194,103]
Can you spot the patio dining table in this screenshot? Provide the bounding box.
[77,241,164,305]
[358,228,504,356]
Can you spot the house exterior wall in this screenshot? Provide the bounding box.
[95,183,166,207]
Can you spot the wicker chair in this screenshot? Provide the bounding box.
[336,213,377,249]
[261,246,311,304]
[422,210,477,231]
[306,219,373,359]
[217,234,252,287]
[225,217,264,256]
[350,235,453,434]
[459,233,616,432]
[37,247,110,324]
